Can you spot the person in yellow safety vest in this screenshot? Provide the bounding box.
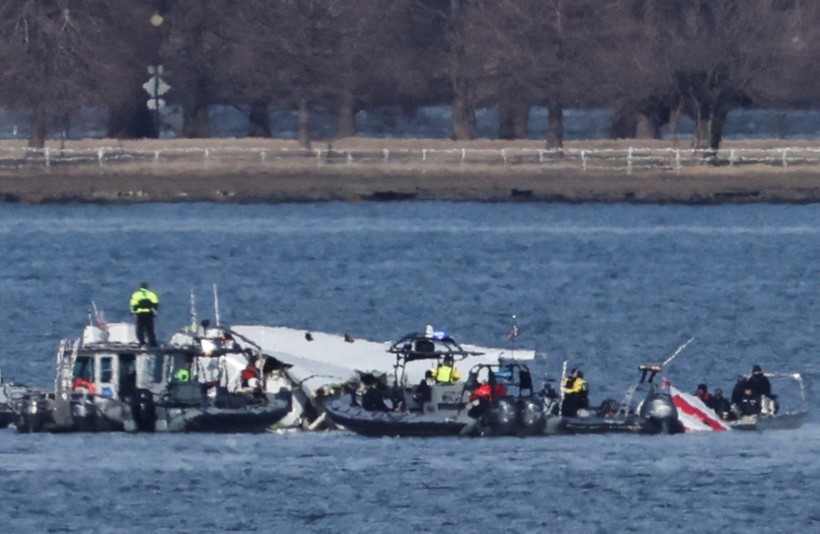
[432,356,461,383]
[130,282,160,347]
[561,368,588,417]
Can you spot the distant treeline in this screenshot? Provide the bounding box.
[0,1,817,150]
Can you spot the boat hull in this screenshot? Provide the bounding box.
[150,391,292,433]
[326,402,470,437]
[558,415,684,435]
[728,411,808,431]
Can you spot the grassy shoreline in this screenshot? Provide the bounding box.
[1,137,819,204]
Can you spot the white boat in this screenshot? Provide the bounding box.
[11,319,291,433]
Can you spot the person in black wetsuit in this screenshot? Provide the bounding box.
[746,365,772,399]
[731,375,747,407]
[738,387,761,416]
[362,382,392,412]
[711,388,734,420]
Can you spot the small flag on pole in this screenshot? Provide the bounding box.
[508,324,519,341]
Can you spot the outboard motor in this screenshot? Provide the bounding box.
[70,390,97,431]
[516,397,546,436]
[130,388,157,432]
[15,393,49,433]
[485,398,516,435]
[639,392,682,434]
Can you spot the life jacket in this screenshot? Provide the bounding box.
[130,288,159,314]
[241,365,260,387]
[174,368,190,382]
[433,364,457,383]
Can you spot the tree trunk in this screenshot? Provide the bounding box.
[181,100,211,138]
[693,112,711,150]
[545,100,564,149]
[498,90,529,140]
[451,92,476,140]
[448,0,476,141]
[248,100,271,138]
[336,87,356,138]
[668,102,682,145]
[708,108,729,151]
[634,114,659,139]
[28,103,47,149]
[107,89,156,139]
[610,107,638,139]
[298,97,311,150]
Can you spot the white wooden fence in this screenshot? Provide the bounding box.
[1,145,819,173]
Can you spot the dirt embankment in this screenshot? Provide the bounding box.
[0,137,818,204]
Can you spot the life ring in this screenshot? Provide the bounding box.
[72,378,97,394]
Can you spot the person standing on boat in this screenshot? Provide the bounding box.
[746,365,776,415]
[130,282,160,347]
[747,365,772,399]
[561,369,587,417]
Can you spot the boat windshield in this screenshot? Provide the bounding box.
[73,357,94,381]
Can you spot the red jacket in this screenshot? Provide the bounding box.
[470,383,508,401]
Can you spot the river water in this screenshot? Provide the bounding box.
[0,202,817,532]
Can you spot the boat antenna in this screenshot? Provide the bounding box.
[558,359,568,417]
[661,337,695,369]
[213,283,221,327]
[189,289,197,331]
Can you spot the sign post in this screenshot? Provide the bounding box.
[143,65,170,136]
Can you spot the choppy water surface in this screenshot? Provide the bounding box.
[0,202,818,532]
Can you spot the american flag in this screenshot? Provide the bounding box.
[96,310,107,329]
[507,324,519,341]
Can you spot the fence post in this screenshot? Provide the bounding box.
[781,148,788,168]
[462,148,466,163]
[383,148,389,162]
[347,151,353,164]
[44,147,50,167]
[98,148,105,166]
[729,149,735,166]
[581,150,587,171]
[675,149,681,171]
[627,147,633,174]
[422,149,427,162]
[501,148,507,165]
[539,149,545,163]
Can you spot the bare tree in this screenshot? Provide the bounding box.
[159,0,240,138]
[0,1,153,147]
[228,0,342,148]
[615,0,808,150]
[331,1,425,138]
[465,0,607,147]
